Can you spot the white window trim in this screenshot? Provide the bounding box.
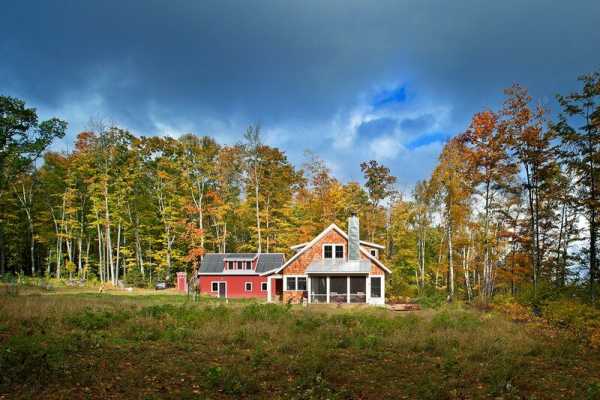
[261,281,268,291]
[284,275,307,291]
[370,276,383,298]
[244,282,253,292]
[211,281,219,292]
[322,243,345,260]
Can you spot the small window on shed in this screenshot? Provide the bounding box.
[245,282,252,292]
[211,282,219,292]
[261,282,268,291]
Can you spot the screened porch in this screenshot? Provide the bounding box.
[309,275,373,304]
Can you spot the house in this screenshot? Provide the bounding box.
[197,253,285,299]
[268,214,390,305]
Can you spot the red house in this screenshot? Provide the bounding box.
[197,253,285,299]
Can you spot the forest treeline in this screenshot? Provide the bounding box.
[1,72,599,302]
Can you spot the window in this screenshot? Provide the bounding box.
[370,249,378,258]
[285,276,307,291]
[370,277,382,298]
[211,282,219,292]
[297,277,307,291]
[236,261,243,270]
[324,244,344,259]
[245,282,252,292]
[286,277,296,290]
[261,282,268,291]
[227,261,234,270]
[245,261,252,270]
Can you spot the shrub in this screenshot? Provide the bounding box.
[240,303,290,322]
[431,309,481,331]
[66,308,130,331]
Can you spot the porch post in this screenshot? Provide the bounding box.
[307,276,311,304]
[346,276,350,303]
[267,276,272,303]
[326,276,330,304]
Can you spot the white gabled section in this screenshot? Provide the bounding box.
[265,223,392,276]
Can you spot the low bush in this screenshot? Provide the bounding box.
[66,308,130,331]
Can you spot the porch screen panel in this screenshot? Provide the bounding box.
[349,277,366,303]
[330,276,347,303]
[310,277,327,303]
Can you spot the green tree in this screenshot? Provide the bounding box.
[0,96,66,274]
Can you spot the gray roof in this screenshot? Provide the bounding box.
[305,259,371,274]
[199,253,285,274]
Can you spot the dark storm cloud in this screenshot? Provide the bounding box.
[1,0,600,186]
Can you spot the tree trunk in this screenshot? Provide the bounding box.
[254,163,262,253]
[447,222,454,300]
[0,222,4,275]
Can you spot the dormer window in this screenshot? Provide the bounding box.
[245,261,252,270]
[227,261,235,270]
[323,244,344,259]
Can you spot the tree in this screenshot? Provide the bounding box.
[501,84,556,294]
[430,138,473,300]
[460,111,517,302]
[0,96,66,274]
[243,125,264,253]
[360,160,397,243]
[555,72,600,302]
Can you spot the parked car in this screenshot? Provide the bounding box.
[155,282,170,290]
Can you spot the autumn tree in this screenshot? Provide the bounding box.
[555,72,600,301]
[460,111,517,302]
[360,160,397,243]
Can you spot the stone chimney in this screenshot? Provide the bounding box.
[347,213,360,261]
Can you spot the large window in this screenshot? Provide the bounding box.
[323,244,344,259]
[286,276,307,291]
[370,276,382,298]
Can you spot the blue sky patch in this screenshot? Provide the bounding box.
[407,132,449,150]
[372,86,407,108]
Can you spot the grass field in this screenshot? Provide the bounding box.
[1,285,600,399]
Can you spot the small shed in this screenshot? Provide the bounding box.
[176,272,188,293]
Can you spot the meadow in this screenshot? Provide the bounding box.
[1,285,599,399]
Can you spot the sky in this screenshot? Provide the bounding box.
[2,1,600,192]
